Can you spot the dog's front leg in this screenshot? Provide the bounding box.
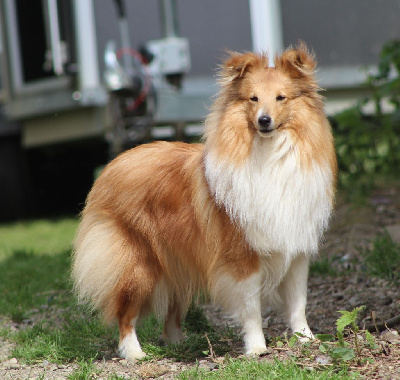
[278,254,314,340]
[212,272,267,355]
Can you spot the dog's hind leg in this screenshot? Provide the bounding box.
[116,235,162,361]
[212,271,267,355]
[162,299,185,344]
[278,254,314,340]
[118,303,146,361]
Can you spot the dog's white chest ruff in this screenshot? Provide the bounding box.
[204,134,333,257]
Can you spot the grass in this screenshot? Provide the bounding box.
[0,217,237,365]
[310,256,338,277]
[362,230,400,282]
[67,360,131,380]
[67,359,98,380]
[0,217,370,379]
[135,306,239,362]
[9,316,117,363]
[179,358,359,380]
[0,218,78,322]
[0,218,78,258]
[0,250,72,322]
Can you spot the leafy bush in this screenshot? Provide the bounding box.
[332,40,400,197]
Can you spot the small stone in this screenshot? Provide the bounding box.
[199,361,219,371]
[355,334,365,342]
[386,225,400,244]
[315,355,332,365]
[207,362,219,370]
[6,358,20,370]
[348,295,359,306]
[115,372,129,379]
[377,205,385,213]
[138,363,170,378]
[380,330,400,344]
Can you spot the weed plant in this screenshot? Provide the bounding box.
[314,306,380,369]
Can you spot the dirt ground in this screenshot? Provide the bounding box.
[1,186,400,379]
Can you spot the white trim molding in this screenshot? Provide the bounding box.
[249,0,284,66]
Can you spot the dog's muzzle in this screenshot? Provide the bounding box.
[257,114,274,134]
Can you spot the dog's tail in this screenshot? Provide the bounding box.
[71,211,129,322]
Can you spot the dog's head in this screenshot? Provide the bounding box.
[219,42,321,138]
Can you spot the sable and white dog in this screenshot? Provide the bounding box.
[72,43,337,361]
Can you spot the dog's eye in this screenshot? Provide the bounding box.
[250,96,258,102]
[276,95,286,101]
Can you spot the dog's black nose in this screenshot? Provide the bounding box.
[258,115,272,128]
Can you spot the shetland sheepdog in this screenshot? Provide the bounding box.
[72,43,337,361]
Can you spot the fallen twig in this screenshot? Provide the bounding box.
[205,333,216,361]
[365,314,400,333]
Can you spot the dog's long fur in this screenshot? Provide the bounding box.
[72,43,337,360]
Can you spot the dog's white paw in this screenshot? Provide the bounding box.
[294,329,315,343]
[245,345,269,356]
[126,350,146,362]
[119,334,146,362]
[119,346,146,363]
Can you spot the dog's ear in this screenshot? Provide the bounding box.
[276,42,316,79]
[220,52,263,81]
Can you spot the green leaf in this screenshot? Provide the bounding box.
[365,330,379,349]
[288,334,298,348]
[336,312,354,334]
[316,334,335,342]
[336,306,365,333]
[319,343,330,353]
[331,347,355,362]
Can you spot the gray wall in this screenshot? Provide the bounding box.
[281,0,400,67]
[93,0,399,76]
[93,0,252,77]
